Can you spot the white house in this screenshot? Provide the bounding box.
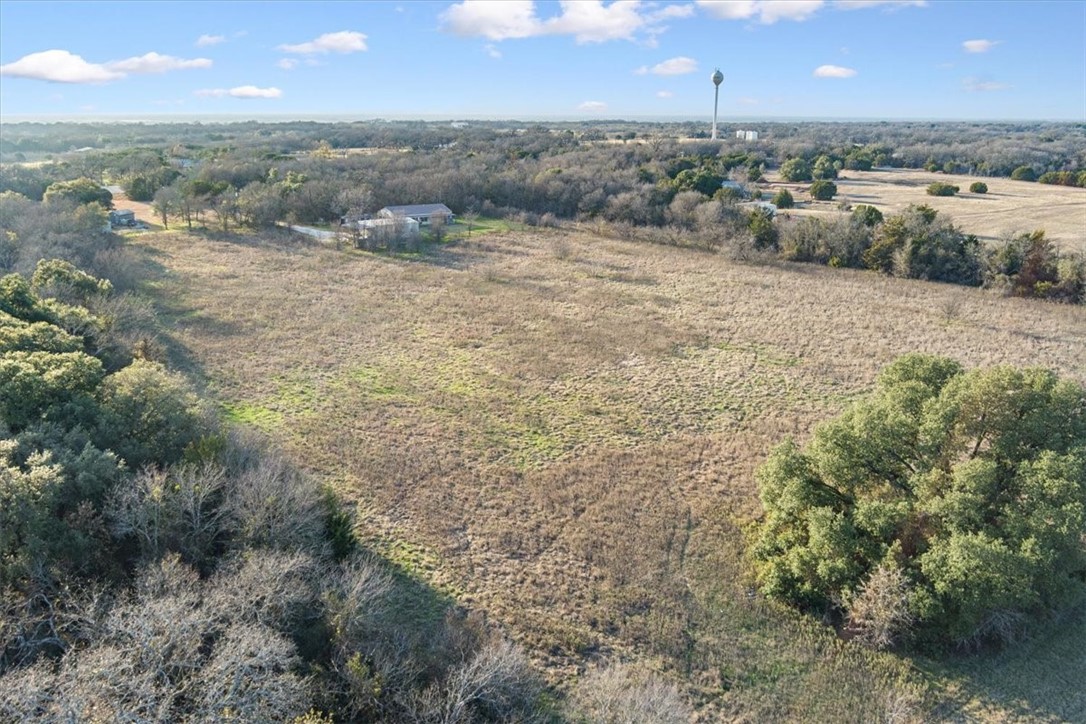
[377,204,453,226]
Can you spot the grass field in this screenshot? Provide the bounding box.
[765,167,1086,253]
[138,225,1085,720]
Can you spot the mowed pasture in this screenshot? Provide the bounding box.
[766,167,1086,253]
[140,227,1086,721]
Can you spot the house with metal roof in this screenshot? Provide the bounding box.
[377,204,453,226]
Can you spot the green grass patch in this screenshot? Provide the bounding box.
[221,401,283,430]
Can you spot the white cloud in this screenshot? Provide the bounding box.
[642,56,698,75]
[656,89,674,98]
[106,52,212,74]
[441,0,689,44]
[963,39,998,53]
[196,34,225,46]
[834,0,926,8]
[0,49,211,84]
[545,0,646,43]
[196,85,282,99]
[279,30,368,54]
[699,0,923,22]
[484,43,502,59]
[578,100,608,112]
[738,96,759,105]
[649,4,697,20]
[760,0,824,22]
[697,0,824,23]
[962,77,1008,92]
[696,0,759,19]
[0,49,123,83]
[441,1,542,40]
[813,64,857,78]
[277,58,298,70]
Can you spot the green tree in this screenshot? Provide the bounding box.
[753,354,1086,647]
[95,359,204,470]
[844,152,874,172]
[43,178,112,209]
[968,181,988,194]
[809,180,837,201]
[812,155,838,180]
[851,205,883,227]
[779,158,812,183]
[772,189,795,209]
[747,208,778,251]
[1011,165,1037,182]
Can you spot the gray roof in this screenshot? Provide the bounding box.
[380,204,452,216]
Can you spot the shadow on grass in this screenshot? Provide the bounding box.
[128,233,484,694]
[921,604,1086,722]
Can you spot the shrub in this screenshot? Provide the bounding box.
[985,230,1085,303]
[809,180,837,201]
[968,181,988,193]
[753,354,1086,648]
[863,205,982,285]
[772,189,795,209]
[1010,165,1037,182]
[1037,171,1078,187]
[926,182,958,197]
[779,216,873,268]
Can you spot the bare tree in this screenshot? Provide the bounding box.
[569,662,692,724]
[461,210,479,239]
[152,186,180,230]
[192,623,311,721]
[846,563,914,651]
[430,211,448,244]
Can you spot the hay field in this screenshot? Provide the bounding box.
[766,168,1086,253]
[139,227,1086,721]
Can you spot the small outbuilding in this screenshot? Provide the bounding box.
[109,209,136,227]
[356,216,420,242]
[377,204,453,226]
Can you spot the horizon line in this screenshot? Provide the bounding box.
[2,112,1082,125]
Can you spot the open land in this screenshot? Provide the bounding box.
[136,226,1085,721]
[766,168,1086,253]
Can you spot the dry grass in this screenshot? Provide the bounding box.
[137,226,1086,721]
[765,167,1086,252]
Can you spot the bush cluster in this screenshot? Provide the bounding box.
[926,182,959,197]
[754,354,1086,649]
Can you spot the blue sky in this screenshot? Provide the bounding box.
[1,1,1083,120]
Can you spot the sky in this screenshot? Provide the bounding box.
[1,0,1083,121]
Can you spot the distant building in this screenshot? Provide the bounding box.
[377,204,453,226]
[355,216,420,242]
[735,130,760,141]
[739,200,777,217]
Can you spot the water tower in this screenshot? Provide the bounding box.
[710,68,724,140]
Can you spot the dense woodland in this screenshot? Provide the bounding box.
[0,121,1084,721]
